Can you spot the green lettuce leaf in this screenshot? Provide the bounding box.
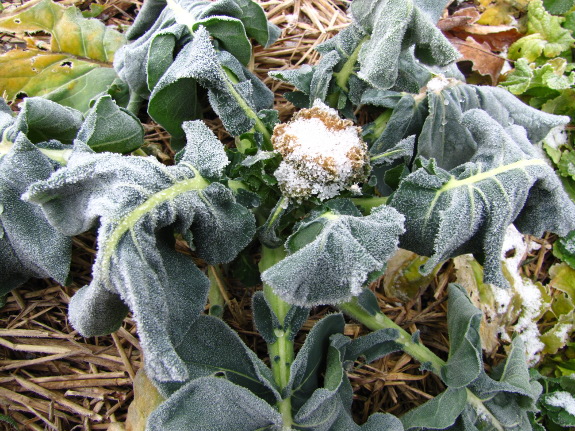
[25,120,255,382]
[508,0,575,63]
[0,133,71,294]
[389,109,575,289]
[261,200,405,306]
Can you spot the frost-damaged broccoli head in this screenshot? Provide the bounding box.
[271,100,370,202]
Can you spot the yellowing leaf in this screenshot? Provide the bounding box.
[0,49,118,112]
[0,0,125,62]
[0,0,125,111]
[477,0,530,26]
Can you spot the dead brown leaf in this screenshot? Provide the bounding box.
[449,36,506,84]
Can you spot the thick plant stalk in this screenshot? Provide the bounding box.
[259,246,294,428]
[338,297,446,375]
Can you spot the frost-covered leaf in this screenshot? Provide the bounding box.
[261,201,405,306]
[76,95,143,153]
[370,136,415,167]
[290,321,404,431]
[401,387,468,430]
[0,0,125,112]
[151,314,279,403]
[389,109,575,288]
[344,328,401,363]
[508,0,575,63]
[147,27,274,140]
[416,81,570,170]
[401,287,541,431]
[6,97,83,146]
[351,0,460,90]
[25,121,255,381]
[0,134,71,294]
[288,314,345,410]
[146,377,283,431]
[441,284,483,388]
[270,0,458,109]
[115,0,276,95]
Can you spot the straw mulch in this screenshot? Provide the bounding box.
[0,1,561,430]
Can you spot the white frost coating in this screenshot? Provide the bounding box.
[514,278,544,364]
[500,224,544,364]
[543,124,568,149]
[272,100,369,201]
[546,391,575,416]
[425,75,458,93]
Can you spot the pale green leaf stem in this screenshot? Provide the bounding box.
[259,245,295,428]
[100,168,210,281]
[1,130,72,164]
[338,298,505,430]
[222,66,273,150]
[333,36,369,92]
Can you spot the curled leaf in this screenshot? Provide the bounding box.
[262,201,405,306]
[389,109,575,288]
[25,121,255,381]
[0,134,71,294]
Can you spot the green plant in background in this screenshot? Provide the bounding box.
[2,0,575,429]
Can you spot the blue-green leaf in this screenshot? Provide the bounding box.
[0,134,71,294]
[401,387,468,430]
[147,376,283,431]
[441,284,483,388]
[351,0,459,90]
[148,27,273,139]
[261,202,405,306]
[25,121,255,382]
[389,109,575,289]
[151,314,279,403]
[76,95,143,153]
[7,97,83,146]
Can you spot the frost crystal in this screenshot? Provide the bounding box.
[425,75,458,93]
[272,100,370,201]
[546,391,575,416]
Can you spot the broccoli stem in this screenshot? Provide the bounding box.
[337,297,446,375]
[338,297,506,430]
[259,246,294,428]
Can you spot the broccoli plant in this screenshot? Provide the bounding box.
[3,0,575,429]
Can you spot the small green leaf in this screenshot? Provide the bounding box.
[288,314,345,410]
[401,387,468,430]
[441,284,483,388]
[7,97,83,146]
[76,95,144,153]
